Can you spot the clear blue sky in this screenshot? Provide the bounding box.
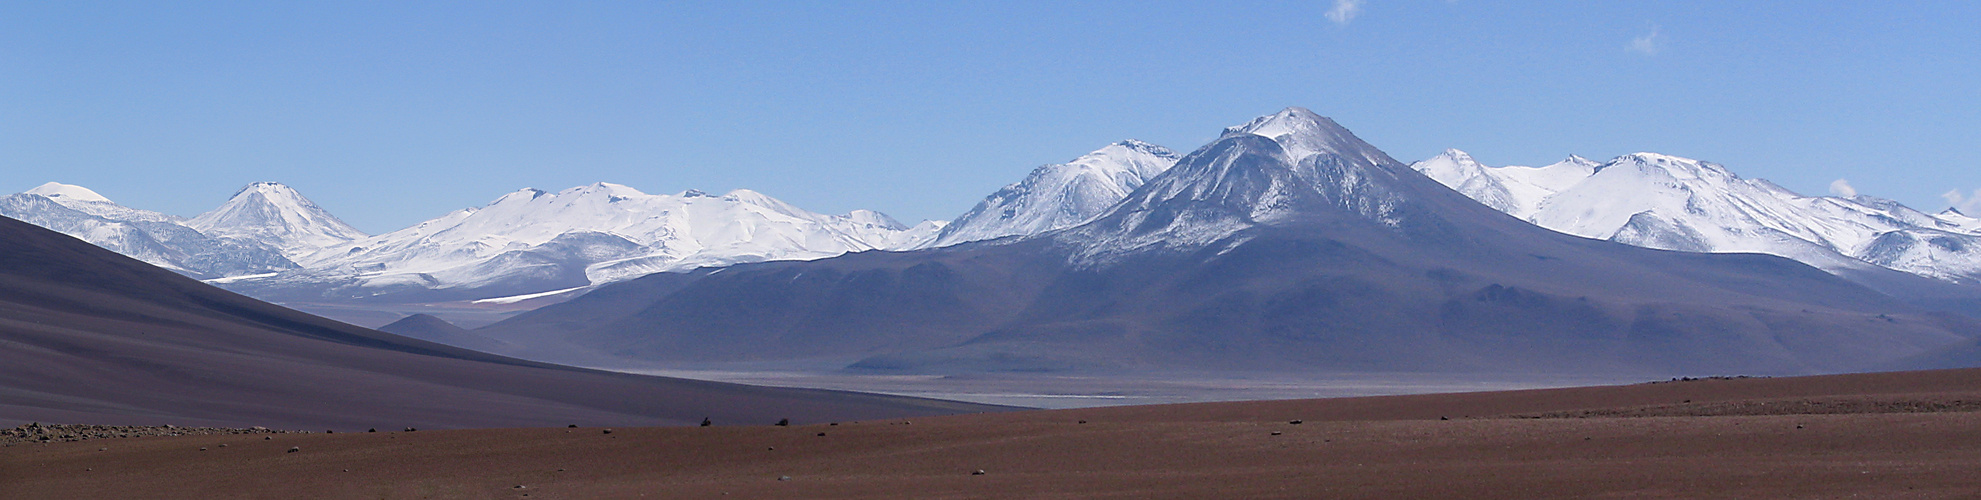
[6,1,1979,233]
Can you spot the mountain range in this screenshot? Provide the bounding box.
[469,108,1981,377]
[10,107,1981,379]
[1412,150,1981,285]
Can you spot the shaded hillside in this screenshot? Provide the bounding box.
[0,215,1002,429]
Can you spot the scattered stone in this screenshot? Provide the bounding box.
[515,485,526,489]
[768,447,775,451]
[199,447,207,451]
[1796,424,1805,429]
[1440,416,1449,421]
[829,423,838,426]
[1271,432,1283,436]
[368,428,377,433]
[972,470,987,476]
[701,418,712,427]
[218,444,226,447]
[404,427,417,432]
[817,432,826,437]
[1288,420,1303,425]
[568,424,578,428]
[287,446,300,453]
[775,418,790,427]
[264,437,271,440]
[1078,420,1087,424]
[602,429,613,435]
[1,423,292,447]
[777,476,791,481]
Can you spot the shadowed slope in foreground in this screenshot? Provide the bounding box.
[0,216,1002,430]
[5,368,1980,498]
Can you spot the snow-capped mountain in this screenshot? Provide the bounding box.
[483,107,1981,377]
[188,182,368,258]
[1411,150,1981,284]
[225,183,934,302]
[1064,107,1436,265]
[1411,149,1597,218]
[932,140,1179,247]
[1939,208,1981,234]
[0,183,297,278]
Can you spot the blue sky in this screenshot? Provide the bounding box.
[5,1,1979,232]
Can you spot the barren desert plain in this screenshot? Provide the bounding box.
[6,367,1981,499]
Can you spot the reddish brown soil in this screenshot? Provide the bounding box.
[6,368,1980,499]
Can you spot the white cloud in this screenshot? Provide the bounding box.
[1627,25,1662,55]
[1326,0,1364,25]
[1828,179,1857,197]
[1943,189,1981,214]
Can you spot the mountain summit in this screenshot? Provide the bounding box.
[933,140,1180,247]
[23,182,114,204]
[1065,107,1460,265]
[188,182,369,257]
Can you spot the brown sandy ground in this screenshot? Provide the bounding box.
[4,368,1981,499]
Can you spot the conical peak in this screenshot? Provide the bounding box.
[1225,107,1333,136]
[1427,149,1483,167]
[1220,107,1391,165]
[231,182,301,199]
[25,182,113,204]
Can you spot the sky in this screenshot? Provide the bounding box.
[5,1,1980,233]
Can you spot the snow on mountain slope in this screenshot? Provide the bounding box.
[0,185,297,278]
[1414,151,1981,284]
[1410,150,1596,218]
[188,182,368,258]
[22,182,185,224]
[24,182,113,204]
[930,140,1178,248]
[1063,107,1435,266]
[238,183,928,300]
[1938,209,1981,234]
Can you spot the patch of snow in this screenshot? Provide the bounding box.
[471,286,590,304]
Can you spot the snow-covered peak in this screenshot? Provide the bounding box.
[1411,149,1524,215]
[563,182,647,199]
[1415,149,1981,283]
[25,182,113,204]
[1602,152,1735,179]
[1411,151,1602,219]
[932,140,1181,247]
[1221,107,1380,163]
[291,182,929,293]
[188,182,368,258]
[1937,208,1981,234]
[844,209,909,231]
[1062,109,1424,266]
